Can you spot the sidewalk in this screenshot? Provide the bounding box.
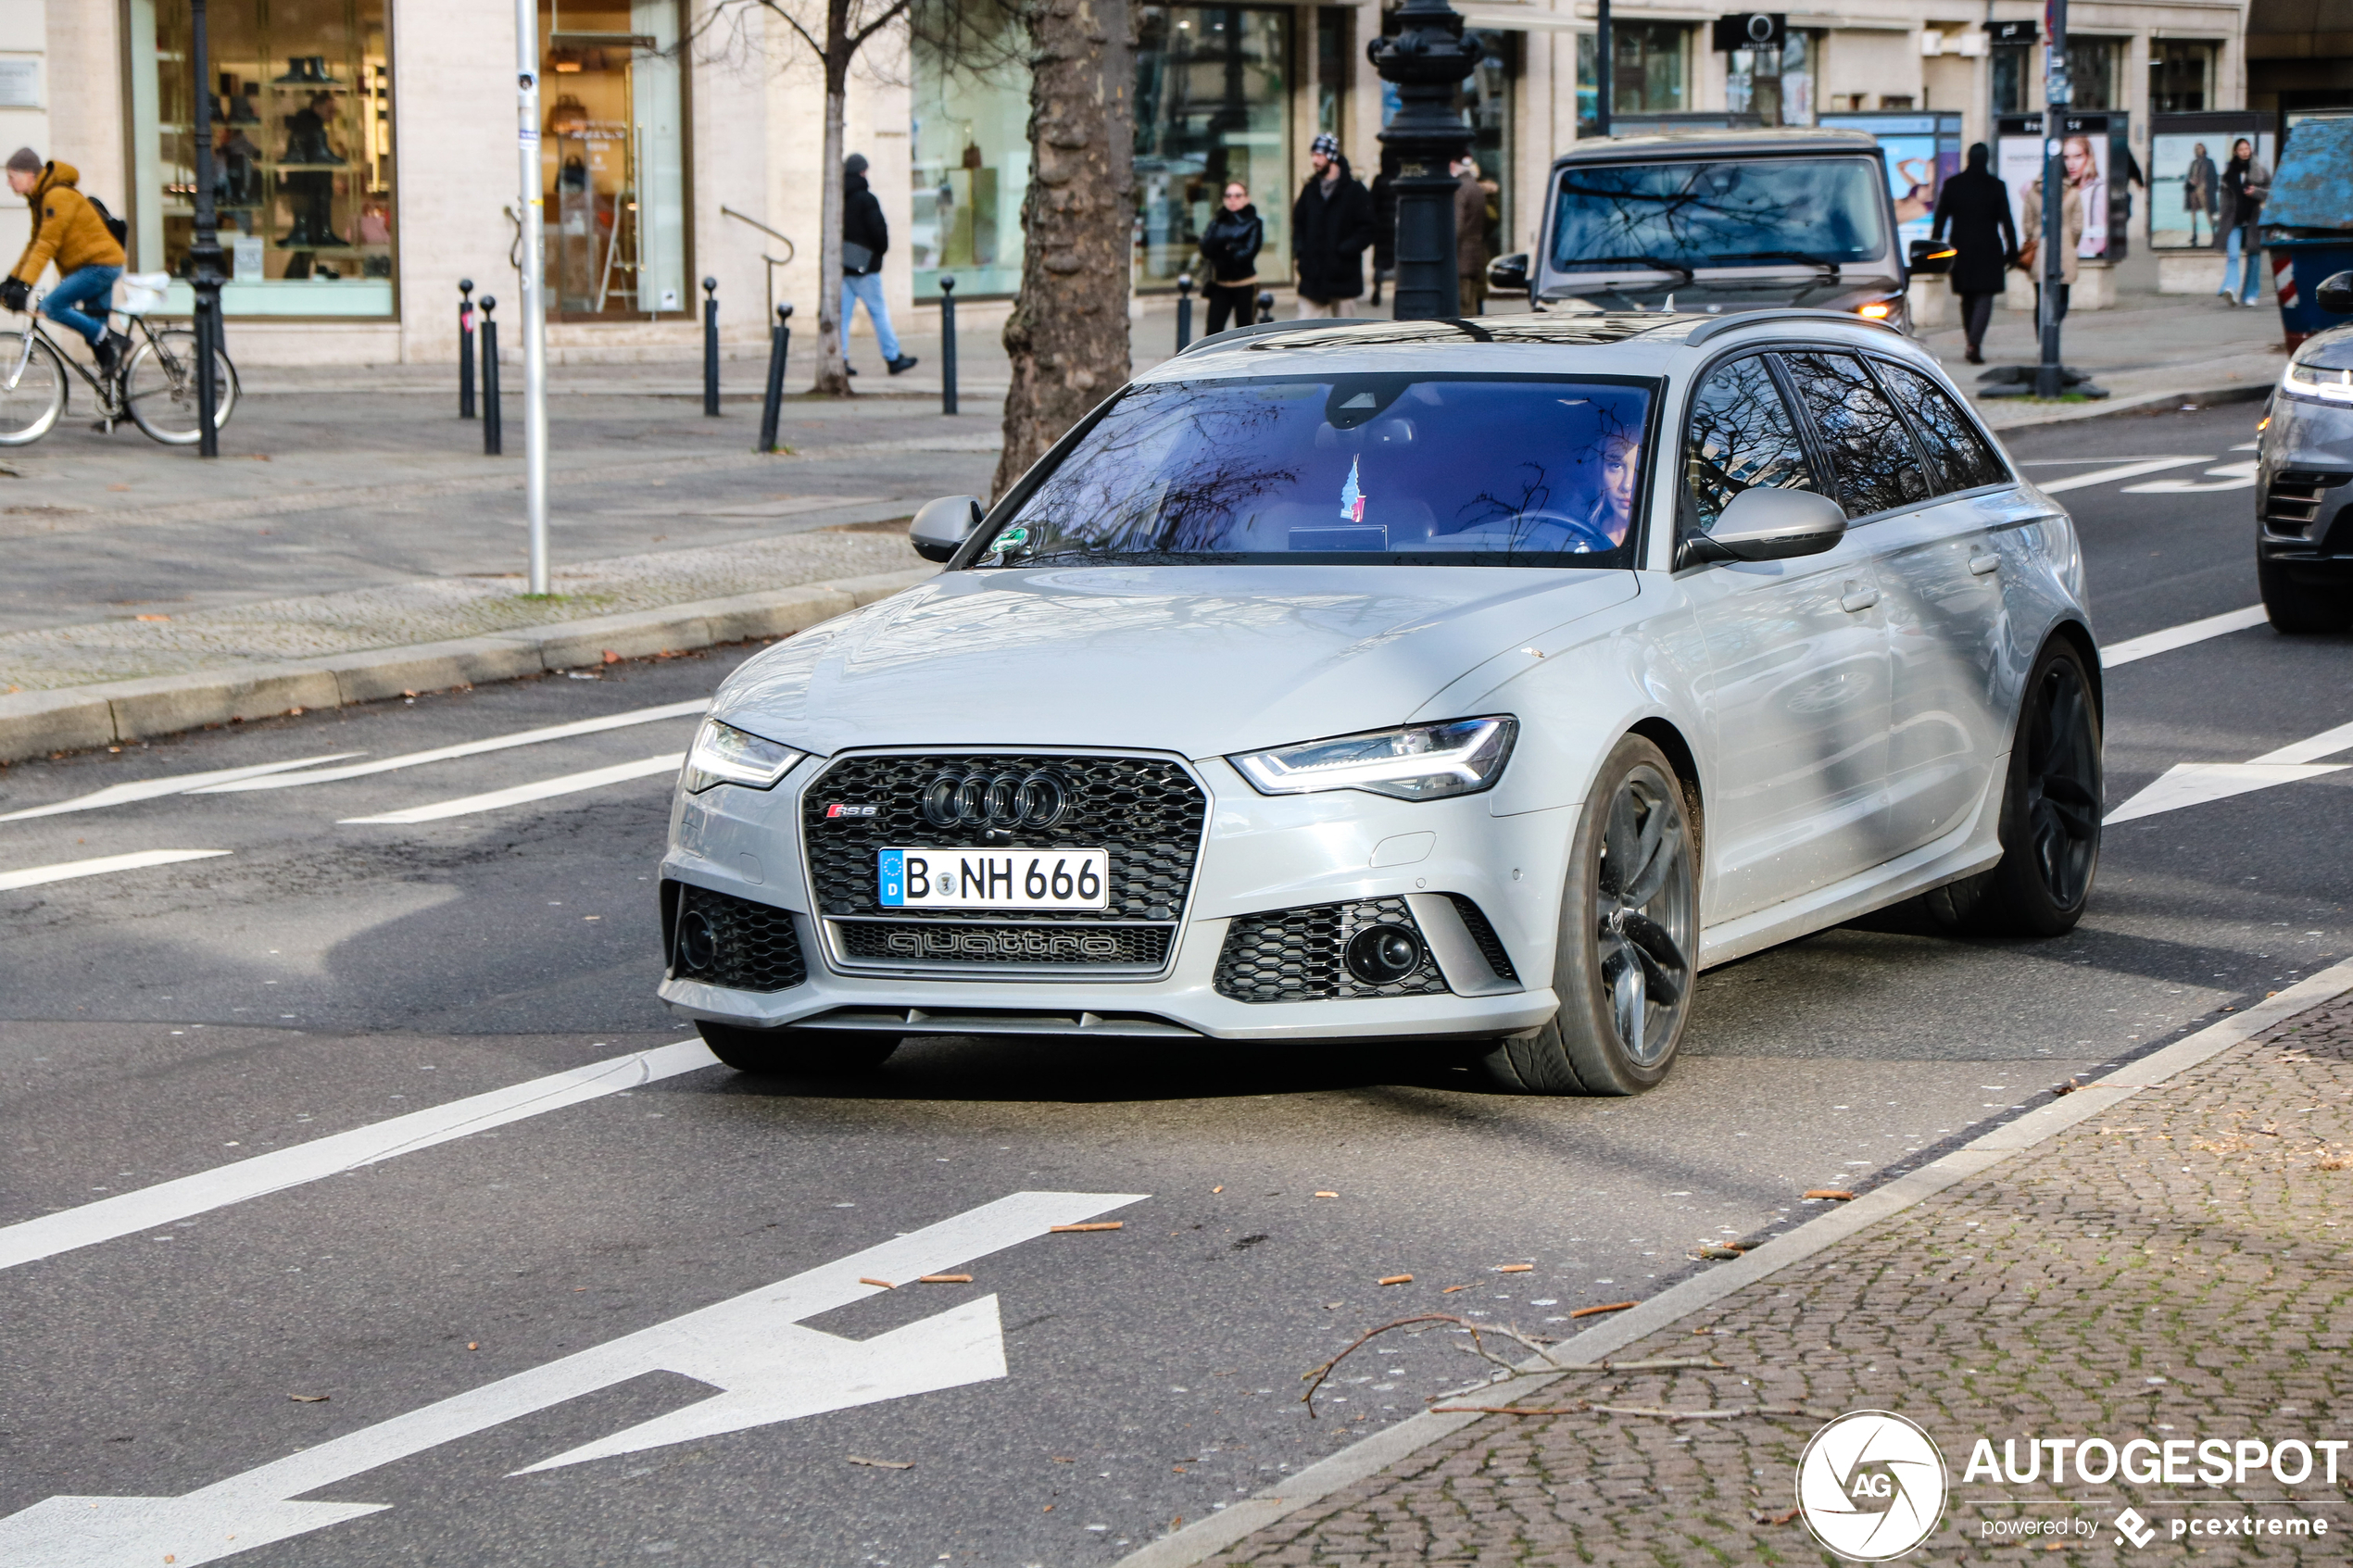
[1145,973,2353,1567]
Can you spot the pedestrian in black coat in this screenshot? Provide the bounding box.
[1931,142,2019,365]
[1197,179,1264,334]
[1292,133,1376,316]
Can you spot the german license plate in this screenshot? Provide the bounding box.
[878,848,1110,910]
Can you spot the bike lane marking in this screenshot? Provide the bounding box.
[194,699,709,794]
[2106,717,2353,825]
[0,847,230,891]
[339,753,683,824]
[2099,605,2271,668]
[0,756,361,822]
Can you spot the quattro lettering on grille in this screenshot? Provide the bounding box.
[882,928,1128,960]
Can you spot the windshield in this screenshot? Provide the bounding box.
[978,375,1655,567]
[1548,157,1890,275]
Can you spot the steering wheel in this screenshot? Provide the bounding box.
[1499,510,1624,555]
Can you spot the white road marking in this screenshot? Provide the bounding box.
[340,753,684,824]
[2106,718,2353,825]
[0,755,361,822]
[2035,457,2209,494]
[0,848,230,892]
[0,1040,718,1273]
[2121,458,2259,495]
[0,1192,1148,1568]
[193,699,708,795]
[2099,605,2271,668]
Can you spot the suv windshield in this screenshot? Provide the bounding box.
[1549,157,1889,275]
[979,375,1654,567]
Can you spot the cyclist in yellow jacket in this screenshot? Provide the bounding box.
[1,148,129,377]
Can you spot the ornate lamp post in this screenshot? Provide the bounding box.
[188,0,224,457]
[1367,0,1478,321]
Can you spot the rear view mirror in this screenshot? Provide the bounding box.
[1680,486,1848,568]
[2318,270,2353,316]
[910,495,985,562]
[1907,239,1957,277]
[1486,253,1529,295]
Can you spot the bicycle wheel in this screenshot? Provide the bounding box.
[0,331,68,445]
[124,328,238,445]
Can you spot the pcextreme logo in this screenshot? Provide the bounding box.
[1796,1411,1950,1562]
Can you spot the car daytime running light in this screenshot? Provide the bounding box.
[1856,299,1897,320]
[1230,717,1517,801]
[683,719,804,794]
[2281,358,2353,404]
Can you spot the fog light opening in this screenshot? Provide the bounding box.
[1345,923,1425,985]
[677,909,719,972]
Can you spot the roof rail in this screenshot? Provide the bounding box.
[1174,317,1344,356]
[1683,307,1906,346]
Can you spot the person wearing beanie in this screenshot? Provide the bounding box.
[838,151,916,376]
[2,148,129,375]
[1291,132,1374,319]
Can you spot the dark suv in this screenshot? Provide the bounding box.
[1490,128,1909,329]
[2259,281,2353,632]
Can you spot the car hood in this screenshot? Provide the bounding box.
[1539,273,1897,313]
[712,565,1641,759]
[2295,320,2353,370]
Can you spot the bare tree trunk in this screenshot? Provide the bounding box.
[991,0,1133,497]
[813,79,850,395]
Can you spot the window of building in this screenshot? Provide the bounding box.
[1727,30,1816,127]
[2066,36,2120,111]
[539,0,687,320]
[1315,7,1350,142]
[1133,5,1292,289]
[2151,40,2219,114]
[1461,29,1514,259]
[912,7,1029,299]
[1576,22,1689,134]
[1991,44,2029,116]
[128,0,394,317]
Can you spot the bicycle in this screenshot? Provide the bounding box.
[0,296,239,446]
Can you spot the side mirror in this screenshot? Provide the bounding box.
[1680,486,1848,568]
[1907,239,1957,277]
[910,495,985,563]
[2318,270,2353,316]
[1486,252,1529,295]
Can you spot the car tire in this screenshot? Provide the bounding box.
[2259,558,2350,633]
[696,1021,900,1075]
[1480,734,1699,1096]
[1924,638,2102,939]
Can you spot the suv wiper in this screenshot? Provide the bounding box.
[1557,254,1697,286]
[1713,250,1843,278]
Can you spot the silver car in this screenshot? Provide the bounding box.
[658,308,2102,1094]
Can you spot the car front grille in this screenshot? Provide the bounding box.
[837,921,1172,969]
[2262,470,2349,540]
[666,881,808,993]
[1214,896,1452,1003]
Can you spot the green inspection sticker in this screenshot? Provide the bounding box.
[998,525,1030,552]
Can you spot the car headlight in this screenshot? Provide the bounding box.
[2281,358,2353,404]
[1230,717,1517,801]
[682,719,803,794]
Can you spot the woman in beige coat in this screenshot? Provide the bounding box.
[2020,137,2089,321]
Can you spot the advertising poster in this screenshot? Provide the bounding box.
[2151,130,2273,249]
[1820,113,1961,252]
[1998,132,2109,261]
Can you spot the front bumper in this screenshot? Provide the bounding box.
[657,752,1576,1043]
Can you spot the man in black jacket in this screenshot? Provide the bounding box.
[840,152,916,376]
[1291,133,1375,318]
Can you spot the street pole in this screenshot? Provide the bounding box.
[2037,0,2069,400]
[188,0,223,458]
[1594,0,1611,138]
[514,0,550,595]
[1369,0,1478,321]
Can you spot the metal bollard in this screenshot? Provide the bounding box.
[1176,273,1193,352]
[939,275,958,417]
[1256,290,1275,325]
[757,303,793,454]
[458,278,476,420]
[702,276,720,416]
[479,296,501,456]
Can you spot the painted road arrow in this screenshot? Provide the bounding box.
[2107,718,2353,826]
[0,1190,1144,1568]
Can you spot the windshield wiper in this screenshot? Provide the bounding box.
[1557,254,1697,286]
[1713,250,1843,278]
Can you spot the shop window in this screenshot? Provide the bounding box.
[1991,44,2028,116]
[912,6,1029,299]
[1134,6,1292,289]
[1577,22,1688,134]
[540,1,687,319]
[2066,36,2119,111]
[1726,30,1816,126]
[2151,41,2218,115]
[1315,7,1350,142]
[129,0,393,318]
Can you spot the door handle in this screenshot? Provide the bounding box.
[1968,550,2001,577]
[1840,582,1881,613]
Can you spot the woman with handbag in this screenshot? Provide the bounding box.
[2020,138,2089,326]
[2219,138,2271,307]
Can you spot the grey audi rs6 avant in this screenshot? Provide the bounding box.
[657,308,2103,1095]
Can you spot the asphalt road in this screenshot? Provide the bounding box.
[2,399,2347,1568]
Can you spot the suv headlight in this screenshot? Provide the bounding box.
[2281,358,2353,404]
[683,719,803,794]
[1230,717,1517,801]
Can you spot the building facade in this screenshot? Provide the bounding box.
[0,0,2284,366]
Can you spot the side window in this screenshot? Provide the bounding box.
[1777,351,1931,518]
[1873,360,2010,492]
[1681,354,1821,535]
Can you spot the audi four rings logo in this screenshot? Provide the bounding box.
[919,769,1072,830]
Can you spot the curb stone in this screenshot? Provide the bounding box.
[1113,952,2353,1568]
[0,567,935,766]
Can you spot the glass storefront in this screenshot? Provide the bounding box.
[1135,6,1293,290]
[1726,31,1815,127]
[539,1,687,319]
[2151,41,2219,115]
[912,9,1030,300]
[1578,22,1689,135]
[128,0,394,317]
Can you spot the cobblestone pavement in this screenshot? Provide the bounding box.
[1207,992,2353,1566]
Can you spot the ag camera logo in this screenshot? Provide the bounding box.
[1796,1411,1949,1561]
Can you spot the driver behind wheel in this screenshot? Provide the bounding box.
[3,147,131,379]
